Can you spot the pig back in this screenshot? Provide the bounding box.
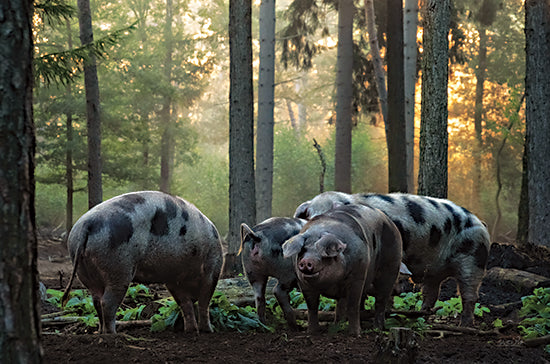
[67,191,223,283]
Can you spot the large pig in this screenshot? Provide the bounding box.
[239,217,306,329]
[294,191,491,326]
[283,204,402,336]
[61,191,223,334]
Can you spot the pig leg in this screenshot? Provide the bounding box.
[345,280,365,336]
[335,297,347,323]
[196,277,217,333]
[420,275,443,313]
[273,282,297,329]
[250,277,268,324]
[100,285,130,334]
[166,285,199,334]
[456,270,484,327]
[303,291,320,334]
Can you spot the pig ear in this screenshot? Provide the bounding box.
[315,234,346,258]
[282,234,305,258]
[294,202,310,219]
[239,223,258,255]
[399,262,412,275]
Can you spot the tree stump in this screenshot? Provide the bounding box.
[375,327,419,364]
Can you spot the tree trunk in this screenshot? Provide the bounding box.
[417,0,450,198]
[517,138,529,245]
[159,0,174,194]
[403,0,418,193]
[334,0,354,193]
[65,19,74,234]
[78,0,103,208]
[472,26,487,212]
[0,0,42,361]
[364,0,388,134]
[386,0,408,193]
[525,0,550,247]
[256,0,276,222]
[228,0,256,275]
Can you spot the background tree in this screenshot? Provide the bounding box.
[159,0,175,193]
[522,0,550,247]
[228,0,256,274]
[0,0,42,361]
[403,0,418,192]
[472,0,499,211]
[334,0,354,193]
[256,0,276,222]
[386,0,407,193]
[418,0,451,198]
[78,0,103,208]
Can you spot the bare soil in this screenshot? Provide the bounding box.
[38,233,550,364]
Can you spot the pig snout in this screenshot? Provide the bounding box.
[298,258,316,275]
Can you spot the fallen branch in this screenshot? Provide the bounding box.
[429,324,499,336]
[523,334,550,348]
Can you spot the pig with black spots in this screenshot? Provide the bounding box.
[294,191,491,326]
[62,191,223,334]
[239,217,306,329]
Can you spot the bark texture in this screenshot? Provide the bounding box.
[525,0,550,247]
[228,0,256,273]
[417,0,450,198]
[0,0,42,361]
[256,0,276,222]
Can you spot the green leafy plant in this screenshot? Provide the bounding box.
[518,287,550,340]
[393,292,423,311]
[125,284,153,303]
[209,291,273,333]
[150,298,181,332]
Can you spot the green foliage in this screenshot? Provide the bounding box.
[118,305,146,321]
[151,298,181,332]
[518,288,550,340]
[393,292,423,312]
[209,292,274,333]
[125,284,153,303]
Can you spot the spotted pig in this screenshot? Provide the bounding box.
[283,204,402,335]
[61,191,223,334]
[294,191,491,326]
[239,217,306,329]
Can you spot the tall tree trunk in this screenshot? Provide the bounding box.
[0,0,42,361]
[66,20,74,234]
[417,0,450,198]
[472,26,487,212]
[228,0,256,274]
[78,0,103,208]
[364,0,388,134]
[524,0,550,247]
[386,0,408,193]
[256,0,276,222]
[403,0,418,192]
[334,0,354,193]
[160,0,174,193]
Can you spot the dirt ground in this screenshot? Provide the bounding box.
[38,232,550,363]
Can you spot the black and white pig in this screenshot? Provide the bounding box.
[283,204,403,336]
[61,191,223,334]
[239,217,306,329]
[294,191,491,326]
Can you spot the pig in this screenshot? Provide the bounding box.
[61,191,223,334]
[239,217,306,329]
[294,191,491,326]
[283,204,403,336]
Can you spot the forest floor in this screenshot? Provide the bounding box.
[37,231,550,363]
